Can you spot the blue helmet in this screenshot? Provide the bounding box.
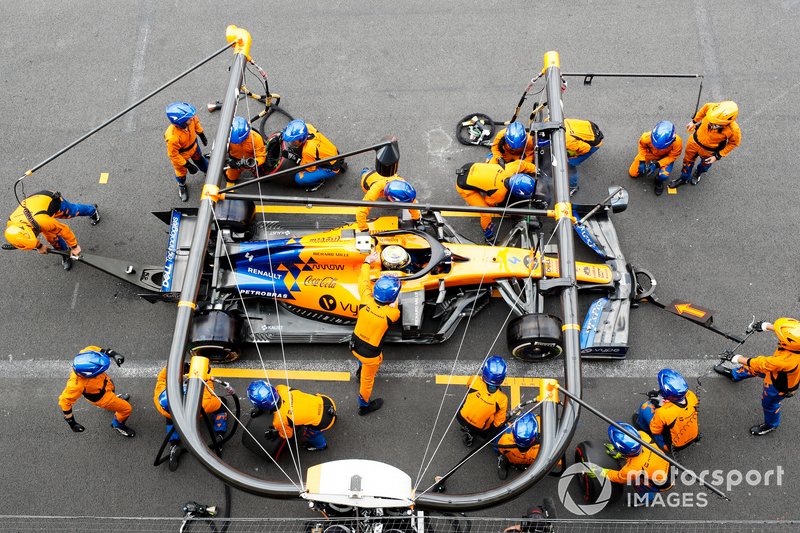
[512,413,539,447]
[657,368,688,401]
[384,180,416,203]
[282,119,309,143]
[73,350,110,378]
[507,174,536,199]
[373,275,402,305]
[608,422,642,457]
[481,355,507,387]
[247,380,281,411]
[651,121,676,150]
[230,116,251,144]
[166,102,196,126]
[504,122,527,150]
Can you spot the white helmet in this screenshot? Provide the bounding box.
[381,245,411,271]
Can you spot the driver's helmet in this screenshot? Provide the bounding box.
[504,122,527,150]
[381,245,411,271]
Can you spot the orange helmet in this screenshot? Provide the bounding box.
[707,101,738,125]
[4,222,39,250]
[774,318,800,351]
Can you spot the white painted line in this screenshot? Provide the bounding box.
[0,357,723,380]
[693,1,722,101]
[123,1,153,132]
[70,282,79,310]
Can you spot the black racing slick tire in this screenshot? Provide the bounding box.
[189,310,242,363]
[456,113,495,147]
[257,105,294,139]
[506,313,563,361]
[574,440,624,506]
[213,199,255,238]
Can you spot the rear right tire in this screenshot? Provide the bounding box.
[506,313,563,361]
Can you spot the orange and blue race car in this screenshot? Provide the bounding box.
[100,187,650,363]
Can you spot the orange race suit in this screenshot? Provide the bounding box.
[605,431,672,500]
[58,346,131,424]
[488,127,536,164]
[681,102,741,178]
[628,131,683,180]
[456,160,537,231]
[731,347,800,428]
[165,115,205,178]
[226,129,267,183]
[638,390,699,451]
[152,367,222,419]
[495,426,539,466]
[269,384,337,440]
[7,190,91,250]
[457,375,508,435]
[356,170,421,231]
[350,263,401,403]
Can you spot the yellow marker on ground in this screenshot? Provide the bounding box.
[667,186,677,195]
[210,368,350,382]
[99,172,109,184]
[435,374,542,407]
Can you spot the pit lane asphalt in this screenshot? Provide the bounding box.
[1,0,799,523]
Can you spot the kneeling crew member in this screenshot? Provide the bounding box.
[351,251,402,415]
[165,102,208,202]
[58,346,134,437]
[670,100,741,188]
[487,121,536,166]
[226,116,267,184]
[587,422,672,505]
[628,121,683,196]
[455,161,537,243]
[281,119,345,190]
[247,380,336,451]
[494,413,539,476]
[5,190,100,270]
[636,368,699,452]
[357,169,420,232]
[153,365,227,471]
[457,355,509,446]
[716,317,800,435]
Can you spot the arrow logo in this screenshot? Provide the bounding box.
[675,303,706,318]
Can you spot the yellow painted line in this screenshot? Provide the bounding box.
[99,172,109,184]
[435,375,542,408]
[255,205,485,218]
[210,368,350,381]
[667,187,677,195]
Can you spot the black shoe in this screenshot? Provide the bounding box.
[497,455,510,480]
[117,393,130,402]
[654,181,664,196]
[713,364,734,380]
[61,256,73,271]
[90,205,101,225]
[690,173,702,186]
[668,178,687,188]
[750,424,777,436]
[461,429,474,447]
[358,398,383,416]
[111,421,135,438]
[302,441,327,452]
[178,184,189,202]
[169,444,181,471]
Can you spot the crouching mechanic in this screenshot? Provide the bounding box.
[635,369,700,452]
[247,381,336,451]
[457,356,509,447]
[487,121,536,166]
[350,251,401,415]
[455,161,538,243]
[281,119,346,190]
[356,169,420,232]
[670,101,741,188]
[715,317,800,435]
[164,102,209,202]
[5,190,100,270]
[226,116,267,184]
[494,413,539,478]
[628,121,682,196]
[58,346,134,438]
[586,423,672,505]
[153,365,228,471]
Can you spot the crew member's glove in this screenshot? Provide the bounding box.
[66,418,85,433]
[102,349,124,367]
[646,389,660,399]
[497,157,506,169]
[583,463,609,479]
[227,158,240,169]
[185,161,199,175]
[282,150,301,164]
[198,132,208,146]
[645,162,658,175]
[751,321,772,333]
[720,350,740,363]
[604,443,623,459]
[637,162,646,176]
[264,429,279,440]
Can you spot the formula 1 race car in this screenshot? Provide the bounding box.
[98,185,648,363]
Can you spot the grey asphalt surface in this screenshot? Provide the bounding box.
[1,0,799,525]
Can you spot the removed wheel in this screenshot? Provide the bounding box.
[506,313,563,361]
[574,440,623,506]
[456,113,495,147]
[189,310,242,363]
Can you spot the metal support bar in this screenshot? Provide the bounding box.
[557,385,729,500]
